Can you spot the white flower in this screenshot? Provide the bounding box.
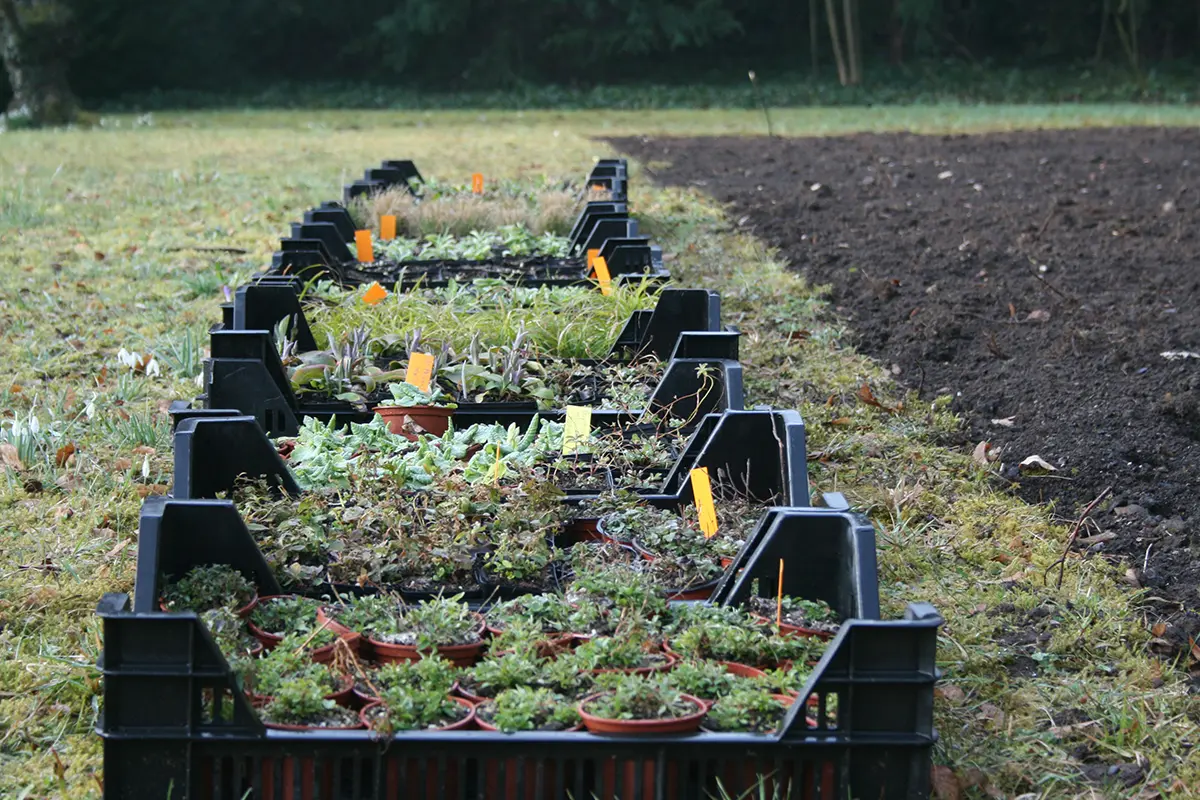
[144,358,161,378]
[141,455,150,480]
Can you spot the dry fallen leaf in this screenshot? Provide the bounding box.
[991,416,1016,427]
[930,765,961,800]
[936,685,966,705]
[1,443,23,471]
[978,702,1006,729]
[1151,622,1167,637]
[114,457,132,471]
[829,417,853,426]
[972,441,992,465]
[55,442,76,467]
[1027,309,1051,322]
[131,445,156,456]
[858,382,899,413]
[1019,455,1058,473]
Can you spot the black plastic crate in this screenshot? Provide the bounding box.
[100,502,939,799]
[179,282,744,437]
[167,407,808,508]
[271,201,665,289]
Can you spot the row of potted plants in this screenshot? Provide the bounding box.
[162,565,836,736]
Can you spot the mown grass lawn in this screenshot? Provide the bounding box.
[1,108,1198,799]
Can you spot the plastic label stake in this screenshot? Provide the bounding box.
[593,255,613,296]
[361,282,389,305]
[471,173,484,194]
[776,560,785,627]
[562,405,592,455]
[405,352,435,393]
[586,248,600,276]
[354,230,374,262]
[690,467,718,538]
[380,215,397,241]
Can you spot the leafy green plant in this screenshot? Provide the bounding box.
[161,565,255,613]
[566,628,666,672]
[368,687,468,732]
[704,688,790,734]
[478,687,581,732]
[245,634,341,697]
[378,381,456,408]
[581,674,699,721]
[249,596,335,647]
[667,659,754,702]
[357,656,460,699]
[365,595,484,649]
[260,676,358,728]
[462,650,543,699]
[748,595,840,635]
[200,607,260,658]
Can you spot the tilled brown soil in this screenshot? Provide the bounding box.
[613,128,1200,650]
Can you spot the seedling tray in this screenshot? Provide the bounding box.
[168,408,808,508]
[100,502,939,800]
[181,282,742,437]
[272,201,665,289]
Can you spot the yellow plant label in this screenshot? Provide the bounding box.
[471,173,484,194]
[380,215,397,241]
[593,255,612,296]
[361,282,389,305]
[586,248,600,275]
[777,560,785,627]
[405,352,435,393]
[562,405,592,455]
[354,230,374,262]
[690,467,718,538]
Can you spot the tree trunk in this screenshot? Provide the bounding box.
[841,0,861,85]
[810,0,819,75]
[890,0,905,65]
[0,0,79,127]
[823,0,849,86]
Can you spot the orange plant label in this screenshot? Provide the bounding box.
[405,352,435,393]
[354,230,374,262]
[471,173,484,194]
[362,282,389,305]
[380,215,397,241]
[587,248,600,275]
[690,467,718,538]
[593,255,612,296]
[777,560,785,627]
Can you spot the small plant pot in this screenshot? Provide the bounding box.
[250,674,356,708]
[374,405,454,437]
[719,556,735,569]
[586,653,676,677]
[577,692,706,735]
[718,661,768,680]
[367,612,488,667]
[359,696,477,732]
[354,679,460,707]
[484,627,575,659]
[752,614,837,640]
[700,694,800,735]
[159,593,258,618]
[663,578,721,602]
[629,539,657,562]
[259,690,364,731]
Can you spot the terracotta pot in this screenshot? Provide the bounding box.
[359,696,477,732]
[577,691,706,734]
[484,627,575,659]
[251,674,356,707]
[752,614,837,641]
[629,539,657,562]
[367,612,488,667]
[354,679,460,707]
[158,593,258,618]
[719,556,735,569]
[718,660,768,680]
[374,404,454,437]
[700,694,803,735]
[664,583,717,602]
[586,653,676,677]
[261,695,365,732]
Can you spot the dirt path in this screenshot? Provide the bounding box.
[613,128,1200,651]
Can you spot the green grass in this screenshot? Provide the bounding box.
[1,109,1197,798]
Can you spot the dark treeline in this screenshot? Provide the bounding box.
[3,0,1199,108]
